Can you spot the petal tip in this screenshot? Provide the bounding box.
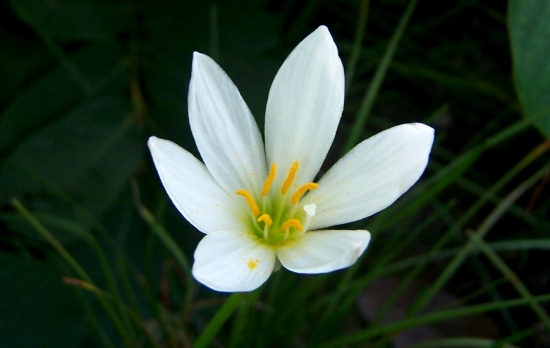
[314,25,330,35]
[192,52,213,70]
[192,51,204,59]
[413,122,435,134]
[147,136,158,149]
[416,123,435,146]
[311,25,337,49]
[407,123,435,147]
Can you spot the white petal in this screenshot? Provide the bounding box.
[188,52,267,195]
[304,123,434,229]
[148,136,246,234]
[276,230,371,273]
[192,230,276,292]
[265,26,344,188]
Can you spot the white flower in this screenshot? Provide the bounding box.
[148,26,434,292]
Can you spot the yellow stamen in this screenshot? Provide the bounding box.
[235,189,259,217]
[291,182,319,205]
[281,218,304,232]
[281,161,299,194]
[257,214,273,227]
[262,163,277,196]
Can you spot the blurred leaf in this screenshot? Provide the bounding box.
[8,0,131,42]
[0,96,144,238]
[509,0,550,138]
[0,19,53,106]
[0,253,86,347]
[0,44,126,153]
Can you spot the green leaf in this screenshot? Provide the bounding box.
[0,96,144,238]
[0,252,86,347]
[509,0,550,138]
[0,44,126,153]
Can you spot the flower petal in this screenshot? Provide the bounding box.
[188,52,267,195]
[265,26,344,187]
[276,230,371,273]
[304,123,434,229]
[192,230,276,292]
[148,136,246,234]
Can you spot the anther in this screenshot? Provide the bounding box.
[235,189,260,217]
[262,163,277,196]
[291,183,319,205]
[257,214,273,227]
[281,161,299,194]
[281,219,304,232]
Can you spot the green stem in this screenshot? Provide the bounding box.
[343,0,419,153]
[193,293,244,348]
[409,165,549,315]
[6,156,143,342]
[11,199,132,345]
[469,233,550,331]
[137,201,191,278]
[320,292,550,348]
[137,203,196,314]
[345,0,370,93]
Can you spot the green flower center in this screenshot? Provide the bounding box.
[235,161,317,245]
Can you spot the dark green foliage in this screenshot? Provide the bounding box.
[1,0,549,346]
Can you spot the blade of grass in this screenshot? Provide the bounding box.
[370,203,458,325]
[5,148,146,342]
[343,0,419,152]
[469,254,519,332]
[229,288,262,348]
[132,180,190,276]
[322,199,455,333]
[134,198,197,318]
[345,0,370,93]
[380,238,550,275]
[136,204,191,278]
[411,141,549,331]
[11,199,133,346]
[67,284,118,348]
[320,292,550,347]
[493,326,541,348]
[390,61,514,105]
[469,233,550,331]
[192,293,244,348]
[368,139,549,325]
[64,276,160,346]
[409,164,549,316]
[408,337,520,348]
